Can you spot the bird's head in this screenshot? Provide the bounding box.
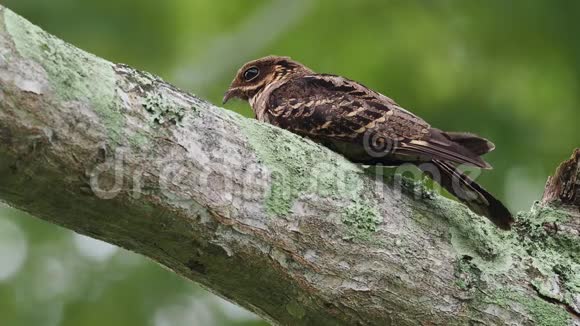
[223,55,312,104]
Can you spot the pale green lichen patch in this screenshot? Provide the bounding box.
[342,200,381,240]
[237,117,382,236]
[442,199,580,318]
[238,118,361,214]
[480,288,571,326]
[449,224,514,275]
[4,9,123,142]
[532,277,566,302]
[446,200,578,313]
[453,255,482,291]
[143,92,186,126]
[129,130,149,148]
[409,180,515,274]
[515,203,580,312]
[526,201,575,225]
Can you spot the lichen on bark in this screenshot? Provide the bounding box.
[4,9,123,142]
[238,117,384,238]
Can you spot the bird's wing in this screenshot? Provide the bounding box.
[266,74,490,168]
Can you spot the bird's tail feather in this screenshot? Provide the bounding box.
[443,132,495,156]
[417,160,514,230]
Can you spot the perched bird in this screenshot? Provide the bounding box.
[223,56,514,230]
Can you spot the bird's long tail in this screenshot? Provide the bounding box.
[417,160,514,230]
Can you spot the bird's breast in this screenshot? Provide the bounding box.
[250,79,287,122]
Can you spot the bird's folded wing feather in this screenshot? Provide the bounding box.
[265,74,490,168]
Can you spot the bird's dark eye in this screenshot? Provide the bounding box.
[243,67,260,81]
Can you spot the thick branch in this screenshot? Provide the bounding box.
[0,6,578,325]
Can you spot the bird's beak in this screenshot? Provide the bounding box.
[222,88,239,104]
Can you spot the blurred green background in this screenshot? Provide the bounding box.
[1,0,579,325]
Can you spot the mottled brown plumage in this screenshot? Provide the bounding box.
[224,56,513,229]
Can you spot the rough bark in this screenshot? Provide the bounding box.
[0,6,578,325]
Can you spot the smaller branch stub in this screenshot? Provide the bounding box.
[543,148,580,209]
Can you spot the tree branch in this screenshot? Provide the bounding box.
[0,6,578,325]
